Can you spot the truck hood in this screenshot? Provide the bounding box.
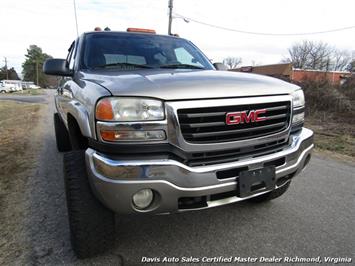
[78,69,299,101]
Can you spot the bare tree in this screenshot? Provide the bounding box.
[288,40,331,70]
[223,57,242,69]
[347,60,355,72]
[333,50,352,71]
[288,40,313,69]
[286,40,352,71]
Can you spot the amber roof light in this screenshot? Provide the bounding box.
[126,28,156,34]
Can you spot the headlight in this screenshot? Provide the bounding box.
[291,90,305,128]
[96,97,164,121]
[292,112,304,124]
[292,89,305,108]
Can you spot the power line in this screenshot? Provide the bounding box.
[173,13,355,36]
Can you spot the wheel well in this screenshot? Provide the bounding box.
[67,113,88,150]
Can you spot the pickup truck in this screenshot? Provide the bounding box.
[43,28,314,258]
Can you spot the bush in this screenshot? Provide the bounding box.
[341,76,355,100]
[301,79,355,122]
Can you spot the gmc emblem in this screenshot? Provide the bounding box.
[226,109,267,125]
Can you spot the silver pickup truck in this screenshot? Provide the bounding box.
[44,29,313,258]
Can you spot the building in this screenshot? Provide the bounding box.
[0,80,22,91]
[0,80,40,91]
[21,81,38,89]
[233,63,292,81]
[292,69,351,85]
[231,63,352,85]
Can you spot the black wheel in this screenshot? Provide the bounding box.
[64,150,115,258]
[247,182,291,203]
[54,113,71,152]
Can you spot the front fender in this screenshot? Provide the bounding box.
[66,100,93,138]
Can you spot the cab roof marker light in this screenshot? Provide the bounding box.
[127,28,156,34]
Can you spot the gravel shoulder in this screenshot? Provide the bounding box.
[22,91,123,265]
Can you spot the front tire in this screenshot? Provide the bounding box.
[64,150,115,258]
[247,182,291,203]
[54,113,71,152]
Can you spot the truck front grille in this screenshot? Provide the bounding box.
[177,101,291,144]
[186,138,288,166]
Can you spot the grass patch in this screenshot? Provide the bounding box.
[305,117,355,159]
[302,80,355,160]
[0,101,44,189]
[0,100,45,264]
[12,89,46,95]
[314,134,354,157]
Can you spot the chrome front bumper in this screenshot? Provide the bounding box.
[86,128,313,214]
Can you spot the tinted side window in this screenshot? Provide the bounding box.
[66,41,77,70]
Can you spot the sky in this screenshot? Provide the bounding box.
[1,0,355,77]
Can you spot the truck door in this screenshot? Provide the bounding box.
[56,41,76,124]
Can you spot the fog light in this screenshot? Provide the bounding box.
[132,189,154,210]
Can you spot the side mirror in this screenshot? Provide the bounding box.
[43,59,72,76]
[213,62,229,71]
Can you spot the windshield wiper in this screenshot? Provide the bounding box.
[159,64,205,69]
[94,62,154,69]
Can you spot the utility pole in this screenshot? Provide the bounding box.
[168,0,173,35]
[4,57,9,80]
[73,0,79,37]
[35,60,39,86]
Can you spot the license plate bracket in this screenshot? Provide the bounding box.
[237,166,276,198]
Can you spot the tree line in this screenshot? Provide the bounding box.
[22,45,53,87]
[223,40,354,72]
[0,45,54,88]
[0,67,20,80]
[284,40,353,71]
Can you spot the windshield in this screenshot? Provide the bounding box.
[81,32,214,70]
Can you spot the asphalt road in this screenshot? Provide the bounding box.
[24,95,354,265]
[0,94,48,103]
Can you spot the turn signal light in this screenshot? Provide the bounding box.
[96,98,114,121]
[100,130,166,142]
[100,130,116,142]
